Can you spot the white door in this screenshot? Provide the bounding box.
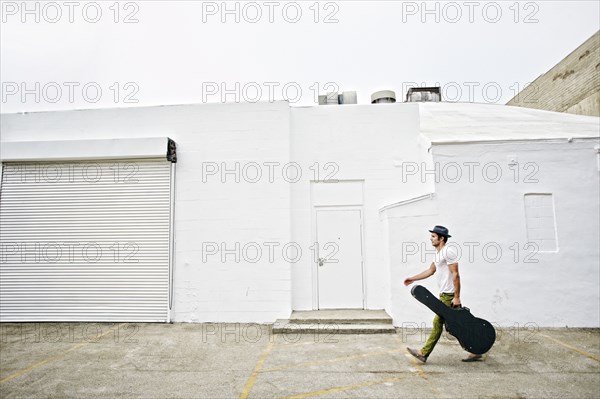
[316,209,364,309]
[0,159,172,322]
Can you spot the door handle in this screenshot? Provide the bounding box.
[318,257,325,267]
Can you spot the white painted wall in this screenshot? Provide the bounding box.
[2,101,598,326]
[386,139,600,327]
[290,103,432,311]
[1,102,292,323]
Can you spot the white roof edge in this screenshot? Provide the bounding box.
[0,100,290,116]
[430,137,600,146]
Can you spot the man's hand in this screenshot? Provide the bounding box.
[403,278,414,286]
[451,297,461,308]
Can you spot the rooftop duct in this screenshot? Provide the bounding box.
[406,87,442,102]
[318,91,358,105]
[340,91,357,104]
[326,92,339,104]
[371,90,396,104]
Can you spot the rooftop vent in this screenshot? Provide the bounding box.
[371,90,396,104]
[406,87,441,102]
[318,91,358,105]
[326,91,339,105]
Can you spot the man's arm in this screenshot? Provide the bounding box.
[449,262,461,307]
[404,262,436,286]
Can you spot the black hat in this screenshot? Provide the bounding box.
[429,225,451,238]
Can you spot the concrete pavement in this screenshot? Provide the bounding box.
[1,323,598,398]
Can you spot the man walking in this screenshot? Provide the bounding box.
[404,226,482,363]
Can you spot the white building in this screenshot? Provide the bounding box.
[1,100,598,327]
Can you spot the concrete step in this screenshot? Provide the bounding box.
[273,309,395,334]
[288,309,393,325]
[272,321,396,334]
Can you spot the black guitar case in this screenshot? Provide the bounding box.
[411,285,496,355]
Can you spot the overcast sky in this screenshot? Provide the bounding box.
[1,0,599,113]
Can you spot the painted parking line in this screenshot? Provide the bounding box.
[539,333,600,362]
[281,375,406,399]
[239,341,275,399]
[393,334,429,381]
[404,353,429,381]
[0,323,126,385]
[261,348,403,373]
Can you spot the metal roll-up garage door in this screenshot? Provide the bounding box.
[0,158,173,322]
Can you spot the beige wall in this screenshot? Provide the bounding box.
[507,31,600,117]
